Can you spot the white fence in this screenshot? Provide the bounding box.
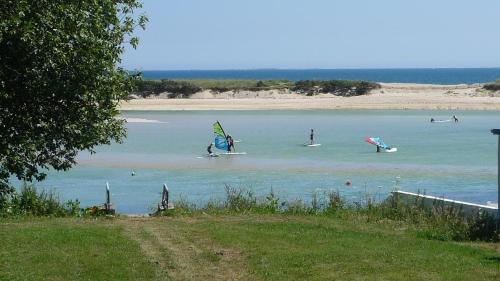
[391,190,498,219]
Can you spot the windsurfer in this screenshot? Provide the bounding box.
[430,118,435,123]
[452,115,459,122]
[376,145,381,153]
[207,143,213,155]
[226,135,234,152]
[310,129,314,145]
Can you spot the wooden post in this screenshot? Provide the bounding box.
[162,183,169,209]
[106,182,111,212]
[491,129,500,223]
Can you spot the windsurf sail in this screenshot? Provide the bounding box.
[364,137,390,150]
[213,121,228,151]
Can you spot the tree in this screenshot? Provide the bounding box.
[0,0,147,192]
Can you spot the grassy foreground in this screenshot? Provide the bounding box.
[1,215,498,281]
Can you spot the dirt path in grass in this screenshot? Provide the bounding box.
[119,217,255,281]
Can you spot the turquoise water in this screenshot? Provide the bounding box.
[28,110,499,214]
[141,68,500,84]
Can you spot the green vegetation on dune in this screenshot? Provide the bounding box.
[133,79,380,98]
[483,80,500,91]
[178,79,294,90]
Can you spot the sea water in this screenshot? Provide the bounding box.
[141,68,500,84]
[25,110,499,214]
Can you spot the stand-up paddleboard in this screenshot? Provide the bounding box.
[431,119,451,123]
[304,143,321,147]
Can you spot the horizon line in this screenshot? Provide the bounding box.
[128,67,500,72]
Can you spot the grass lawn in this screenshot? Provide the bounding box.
[0,215,498,281]
[0,218,156,281]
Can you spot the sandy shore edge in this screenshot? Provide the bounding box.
[120,83,500,111]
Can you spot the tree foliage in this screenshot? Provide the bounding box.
[0,0,147,187]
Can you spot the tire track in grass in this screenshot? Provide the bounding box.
[121,218,255,281]
[120,219,175,281]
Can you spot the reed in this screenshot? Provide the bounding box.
[158,185,499,242]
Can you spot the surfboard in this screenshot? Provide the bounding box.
[431,119,452,123]
[221,152,247,155]
[304,144,321,147]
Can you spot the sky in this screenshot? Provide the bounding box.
[121,0,500,70]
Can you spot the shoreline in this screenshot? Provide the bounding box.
[120,82,500,111]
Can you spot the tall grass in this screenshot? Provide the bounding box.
[157,185,499,242]
[0,184,81,217]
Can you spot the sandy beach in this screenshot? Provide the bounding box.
[120,83,500,111]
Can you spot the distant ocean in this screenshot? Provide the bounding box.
[140,68,500,85]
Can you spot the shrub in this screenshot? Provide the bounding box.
[293,80,380,96]
[133,80,201,97]
[0,184,81,217]
[483,80,500,91]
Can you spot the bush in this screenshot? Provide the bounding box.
[0,184,81,217]
[133,80,201,98]
[293,80,380,96]
[483,80,500,91]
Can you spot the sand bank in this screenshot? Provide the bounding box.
[120,83,500,111]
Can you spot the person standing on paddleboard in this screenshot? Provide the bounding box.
[310,129,314,145]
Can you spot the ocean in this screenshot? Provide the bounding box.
[140,68,500,85]
[26,110,499,214]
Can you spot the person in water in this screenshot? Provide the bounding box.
[310,129,314,145]
[452,115,459,122]
[226,135,234,152]
[207,143,213,155]
[430,118,435,123]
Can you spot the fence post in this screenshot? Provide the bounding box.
[490,129,500,224]
[105,182,111,212]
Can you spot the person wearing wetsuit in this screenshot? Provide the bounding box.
[430,118,435,123]
[207,143,213,155]
[310,129,314,145]
[226,135,234,152]
[453,115,459,122]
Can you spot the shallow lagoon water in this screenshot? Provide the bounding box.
[29,110,499,214]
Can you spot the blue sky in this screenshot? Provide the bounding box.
[122,0,500,70]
